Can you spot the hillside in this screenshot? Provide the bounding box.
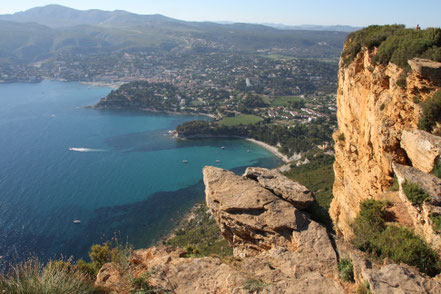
[0,5,347,63]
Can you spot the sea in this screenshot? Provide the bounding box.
[0,80,280,265]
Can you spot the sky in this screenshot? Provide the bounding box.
[0,0,440,28]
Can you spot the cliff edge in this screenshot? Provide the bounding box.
[330,25,441,246]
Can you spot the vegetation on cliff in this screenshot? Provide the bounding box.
[402,181,430,206]
[337,258,354,282]
[352,200,441,276]
[342,25,441,68]
[284,152,334,209]
[0,259,104,294]
[418,90,441,134]
[164,203,232,258]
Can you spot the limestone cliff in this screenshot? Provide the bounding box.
[330,43,441,240]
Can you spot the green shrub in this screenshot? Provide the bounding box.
[418,90,441,132]
[342,26,441,68]
[352,200,441,276]
[77,240,133,277]
[165,203,233,258]
[402,181,430,206]
[376,226,440,276]
[338,258,354,282]
[396,72,407,89]
[184,245,201,257]
[0,259,100,294]
[243,279,267,293]
[356,281,371,294]
[430,214,441,233]
[77,259,97,279]
[380,103,385,111]
[129,273,163,294]
[434,157,441,179]
[389,175,400,191]
[338,133,345,141]
[342,25,405,66]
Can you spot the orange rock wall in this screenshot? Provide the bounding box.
[330,47,439,237]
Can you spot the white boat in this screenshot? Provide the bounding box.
[73,220,81,224]
[182,160,189,163]
[215,160,221,163]
[221,146,225,149]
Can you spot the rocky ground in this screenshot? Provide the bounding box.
[95,167,441,293]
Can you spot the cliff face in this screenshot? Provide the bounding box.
[330,46,441,238]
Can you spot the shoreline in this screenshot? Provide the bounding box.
[79,81,121,89]
[92,105,216,119]
[174,133,290,163]
[245,138,290,163]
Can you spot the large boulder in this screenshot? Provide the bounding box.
[203,166,311,257]
[401,129,441,174]
[409,58,441,83]
[243,167,314,209]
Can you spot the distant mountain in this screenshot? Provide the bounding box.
[262,23,362,32]
[0,4,183,28]
[0,5,349,63]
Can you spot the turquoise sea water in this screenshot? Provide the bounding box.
[0,80,280,264]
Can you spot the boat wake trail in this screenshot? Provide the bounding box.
[68,147,106,152]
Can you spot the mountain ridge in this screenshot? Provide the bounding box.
[0,5,348,63]
[0,4,359,32]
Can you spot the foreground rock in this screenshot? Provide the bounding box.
[349,248,441,294]
[203,166,311,256]
[203,166,344,292]
[96,166,441,293]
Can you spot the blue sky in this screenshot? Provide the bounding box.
[1,0,440,28]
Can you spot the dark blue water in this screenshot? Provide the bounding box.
[0,80,280,263]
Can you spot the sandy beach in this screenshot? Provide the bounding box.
[80,81,122,89]
[174,132,290,163]
[245,138,290,163]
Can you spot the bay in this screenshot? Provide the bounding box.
[0,80,280,264]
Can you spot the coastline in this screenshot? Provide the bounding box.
[79,81,121,89]
[92,105,216,119]
[245,138,290,163]
[173,133,290,163]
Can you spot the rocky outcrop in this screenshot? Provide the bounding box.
[393,163,441,251]
[330,45,441,238]
[97,167,347,294]
[202,166,344,292]
[401,129,441,173]
[243,167,314,209]
[349,249,441,293]
[409,58,441,83]
[203,166,314,257]
[97,165,441,293]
